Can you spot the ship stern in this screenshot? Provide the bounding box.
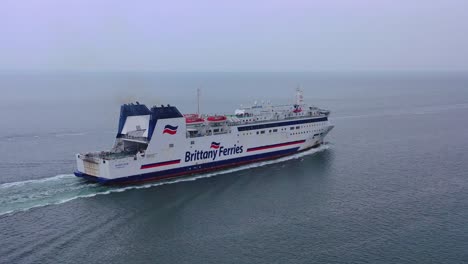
[74,153,111,183]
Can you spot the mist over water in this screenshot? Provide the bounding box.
[1,72,468,264]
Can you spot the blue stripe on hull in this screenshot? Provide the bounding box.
[74,147,301,185]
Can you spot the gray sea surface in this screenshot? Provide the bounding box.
[0,72,467,264]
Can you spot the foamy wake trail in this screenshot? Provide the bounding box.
[0,145,329,216]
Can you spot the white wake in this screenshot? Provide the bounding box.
[0,145,329,217]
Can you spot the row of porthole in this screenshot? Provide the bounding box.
[184,124,326,147]
[291,131,314,135]
[240,126,323,136]
[291,129,325,135]
[238,122,326,136]
[241,116,270,122]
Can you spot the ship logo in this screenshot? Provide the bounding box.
[163,125,178,135]
[210,142,221,149]
[293,105,303,113]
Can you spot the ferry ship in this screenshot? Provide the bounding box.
[74,88,334,184]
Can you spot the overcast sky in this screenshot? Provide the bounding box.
[1,0,468,72]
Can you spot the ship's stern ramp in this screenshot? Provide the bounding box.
[75,103,185,181]
[75,154,109,179]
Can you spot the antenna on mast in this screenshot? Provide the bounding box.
[296,85,304,105]
[197,88,201,115]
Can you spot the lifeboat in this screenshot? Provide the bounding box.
[184,114,205,124]
[207,115,227,122]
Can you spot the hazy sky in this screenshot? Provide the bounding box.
[1,0,468,72]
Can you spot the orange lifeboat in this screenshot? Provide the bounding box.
[184,114,205,124]
[207,115,227,122]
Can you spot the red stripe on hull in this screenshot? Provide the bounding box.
[117,154,291,184]
[103,144,322,186]
[247,140,306,152]
[141,160,181,170]
[116,150,303,185]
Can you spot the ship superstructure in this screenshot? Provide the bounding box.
[75,89,334,184]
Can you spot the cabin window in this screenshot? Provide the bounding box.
[290,127,294,130]
[261,131,265,134]
[169,144,174,148]
[296,126,300,129]
[214,129,220,133]
[273,129,278,132]
[191,141,195,145]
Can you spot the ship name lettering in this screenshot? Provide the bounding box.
[185,145,244,162]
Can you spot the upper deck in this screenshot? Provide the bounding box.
[78,88,331,160]
[226,104,328,126]
[185,99,329,138]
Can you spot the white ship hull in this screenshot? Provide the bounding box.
[75,117,333,184]
[75,89,334,184]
